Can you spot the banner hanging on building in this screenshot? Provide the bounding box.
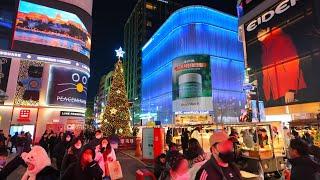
[172,55,213,112]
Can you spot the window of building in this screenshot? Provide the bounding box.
[146,2,156,10]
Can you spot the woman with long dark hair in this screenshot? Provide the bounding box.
[185,138,208,167]
[61,137,82,175]
[95,137,116,179]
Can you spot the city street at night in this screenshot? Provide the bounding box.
[0,0,320,179]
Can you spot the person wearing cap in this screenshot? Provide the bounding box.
[195,131,242,180]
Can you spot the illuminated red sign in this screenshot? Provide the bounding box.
[18,109,30,121]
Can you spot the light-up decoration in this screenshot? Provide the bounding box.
[115,47,125,59]
[141,6,245,124]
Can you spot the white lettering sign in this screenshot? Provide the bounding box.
[246,0,297,32]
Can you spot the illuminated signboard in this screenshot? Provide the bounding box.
[0,49,90,72]
[60,111,85,117]
[47,66,88,108]
[18,109,31,121]
[172,55,213,112]
[12,0,92,65]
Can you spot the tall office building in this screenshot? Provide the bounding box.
[124,0,237,124]
[94,71,113,125]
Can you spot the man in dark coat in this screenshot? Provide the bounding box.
[195,131,242,180]
[61,144,103,180]
[286,138,320,180]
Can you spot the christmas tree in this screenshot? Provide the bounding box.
[101,47,131,137]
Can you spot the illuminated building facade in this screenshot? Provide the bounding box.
[141,6,245,125]
[0,0,92,142]
[124,0,238,124]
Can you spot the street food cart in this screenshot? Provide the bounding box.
[289,119,320,147]
[224,122,286,178]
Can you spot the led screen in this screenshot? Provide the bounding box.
[12,0,92,64]
[245,0,320,107]
[47,66,88,108]
[172,55,213,112]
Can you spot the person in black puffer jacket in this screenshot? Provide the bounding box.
[61,144,103,180]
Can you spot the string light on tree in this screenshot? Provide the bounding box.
[101,47,131,137]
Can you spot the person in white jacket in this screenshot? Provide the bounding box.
[95,137,116,179]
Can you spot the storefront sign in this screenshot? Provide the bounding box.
[60,111,85,117]
[18,109,30,122]
[246,0,297,31]
[47,66,89,108]
[172,55,213,112]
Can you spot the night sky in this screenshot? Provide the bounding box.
[88,0,237,102]
[88,0,137,102]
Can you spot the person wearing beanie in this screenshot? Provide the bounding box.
[195,131,242,180]
[61,144,103,180]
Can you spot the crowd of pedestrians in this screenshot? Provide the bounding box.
[0,129,118,180]
[155,128,320,180]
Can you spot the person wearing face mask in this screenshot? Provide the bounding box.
[195,131,242,180]
[89,130,103,148]
[61,144,103,180]
[95,137,116,179]
[53,133,72,170]
[159,151,190,180]
[61,137,83,176]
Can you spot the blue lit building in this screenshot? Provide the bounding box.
[141,6,245,125]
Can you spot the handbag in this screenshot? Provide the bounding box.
[108,160,123,180]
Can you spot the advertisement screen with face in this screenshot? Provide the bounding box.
[12,0,92,65]
[47,66,88,108]
[172,55,213,112]
[245,0,320,107]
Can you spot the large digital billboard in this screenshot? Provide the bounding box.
[172,55,213,112]
[47,66,88,108]
[14,60,44,106]
[12,0,92,64]
[245,0,320,107]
